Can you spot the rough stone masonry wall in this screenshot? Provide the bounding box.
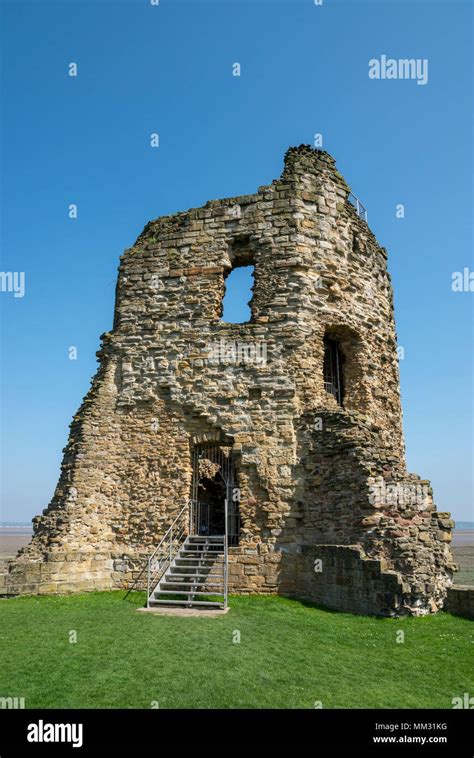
[1,146,456,615]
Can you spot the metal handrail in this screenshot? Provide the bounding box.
[348,192,368,223]
[123,559,148,601]
[143,496,231,609]
[224,498,228,609]
[148,502,189,564]
[146,502,189,607]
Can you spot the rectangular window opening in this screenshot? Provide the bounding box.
[323,336,344,405]
[221,264,255,324]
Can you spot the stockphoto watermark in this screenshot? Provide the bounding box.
[451,267,474,292]
[207,338,267,366]
[0,271,25,298]
[368,55,428,86]
[368,478,431,507]
[27,720,83,749]
[0,695,25,709]
[452,692,474,709]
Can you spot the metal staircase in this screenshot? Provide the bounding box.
[148,534,226,609]
[145,500,228,610]
[142,444,237,611]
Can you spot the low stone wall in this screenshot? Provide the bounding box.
[113,548,281,595]
[445,586,474,619]
[287,544,411,616]
[0,546,281,598]
[0,553,114,596]
[1,543,457,619]
[227,548,281,594]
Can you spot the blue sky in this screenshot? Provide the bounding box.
[0,0,472,522]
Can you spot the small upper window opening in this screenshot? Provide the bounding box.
[221,265,254,323]
[323,336,344,406]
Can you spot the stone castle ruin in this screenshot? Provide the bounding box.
[2,146,456,615]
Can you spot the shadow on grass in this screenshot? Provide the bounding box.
[122,589,146,606]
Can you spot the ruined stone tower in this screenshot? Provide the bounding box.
[2,146,456,615]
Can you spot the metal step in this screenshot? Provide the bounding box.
[187,535,225,541]
[172,576,222,582]
[168,573,223,581]
[178,556,222,562]
[159,587,223,593]
[177,554,222,560]
[175,555,221,561]
[172,569,219,576]
[154,590,224,597]
[166,574,223,580]
[149,599,224,607]
[174,564,220,570]
[161,581,224,588]
[180,550,223,559]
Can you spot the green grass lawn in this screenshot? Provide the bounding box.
[0,592,472,709]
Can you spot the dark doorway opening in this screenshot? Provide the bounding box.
[197,474,226,536]
[191,443,240,546]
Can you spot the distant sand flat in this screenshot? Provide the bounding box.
[451,530,474,547]
[0,533,32,558]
